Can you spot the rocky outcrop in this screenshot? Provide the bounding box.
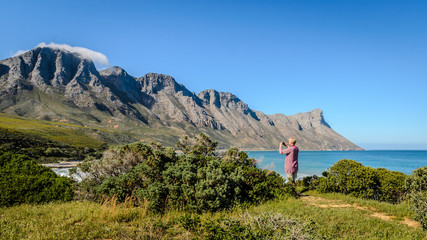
[0,46,363,150]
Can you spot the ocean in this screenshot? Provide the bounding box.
[247,150,427,178]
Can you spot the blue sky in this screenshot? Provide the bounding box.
[1,0,426,150]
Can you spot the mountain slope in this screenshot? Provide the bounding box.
[0,47,362,150]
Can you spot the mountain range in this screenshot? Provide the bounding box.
[0,47,363,150]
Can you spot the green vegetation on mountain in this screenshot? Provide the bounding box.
[0,113,106,148]
[0,113,130,162]
[0,127,104,163]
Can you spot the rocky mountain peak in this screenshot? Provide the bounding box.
[100,66,127,77]
[313,108,331,128]
[198,89,243,108]
[137,73,193,96]
[198,89,259,121]
[100,66,137,94]
[0,47,102,92]
[198,89,221,107]
[289,108,331,129]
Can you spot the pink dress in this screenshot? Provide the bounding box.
[279,145,299,174]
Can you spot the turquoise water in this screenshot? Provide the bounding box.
[247,150,427,178]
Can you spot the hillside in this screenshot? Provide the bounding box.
[0,47,362,150]
[0,113,126,162]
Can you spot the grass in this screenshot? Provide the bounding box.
[1,192,425,240]
[256,199,421,239]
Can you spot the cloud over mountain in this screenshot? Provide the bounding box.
[13,42,110,69]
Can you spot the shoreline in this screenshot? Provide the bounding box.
[41,161,80,168]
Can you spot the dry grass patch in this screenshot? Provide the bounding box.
[301,194,421,229]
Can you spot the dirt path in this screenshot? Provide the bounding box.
[300,195,420,229]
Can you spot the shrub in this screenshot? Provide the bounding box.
[76,134,287,213]
[176,133,218,156]
[316,159,407,203]
[376,168,406,203]
[193,158,237,212]
[179,213,201,232]
[44,147,63,157]
[0,150,74,207]
[239,166,286,203]
[404,167,427,230]
[317,159,378,198]
[221,147,286,203]
[302,175,320,190]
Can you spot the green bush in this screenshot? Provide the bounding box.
[76,134,286,213]
[376,168,406,203]
[179,213,201,232]
[317,160,378,199]
[316,159,406,203]
[404,167,427,230]
[302,175,320,190]
[176,133,218,156]
[0,151,74,207]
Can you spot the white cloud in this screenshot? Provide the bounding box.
[13,50,29,56]
[12,42,110,69]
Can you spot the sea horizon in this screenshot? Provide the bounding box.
[247,150,427,179]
